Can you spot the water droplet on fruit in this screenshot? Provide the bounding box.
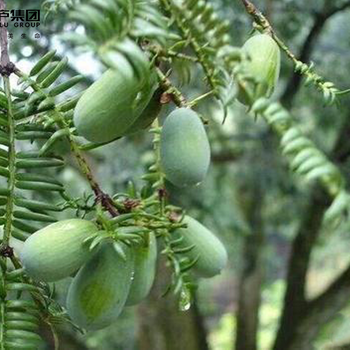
[179,290,191,311]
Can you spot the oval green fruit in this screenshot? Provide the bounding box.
[238,34,280,105]
[20,219,98,282]
[125,88,162,135]
[66,243,134,330]
[173,216,227,278]
[126,233,157,306]
[74,66,155,143]
[160,108,210,187]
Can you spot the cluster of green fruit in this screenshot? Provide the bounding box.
[17,32,281,331]
[74,33,280,186]
[20,217,227,330]
[74,54,211,187]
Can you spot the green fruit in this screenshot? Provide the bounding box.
[238,34,280,105]
[126,233,157,306]
[66,243,134,330]
[74,66,155,143]
[126,88,163,135]
[20,219,98,282]
[160,108,210,187]
[173,216,227,278]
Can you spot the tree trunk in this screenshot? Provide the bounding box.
[40,325,89,350]
[272,187,330,350]
[273,112,350,349]
[286,264,350,350]
[137,257,209,350]
[235,185,264,350]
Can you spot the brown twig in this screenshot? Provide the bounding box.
[0,0,16,253]
[240,0,298,62]
[0,0,14,76]
[155,67,187,107]
[68,138,119,217]
[0,0,9,67]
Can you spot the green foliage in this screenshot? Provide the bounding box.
[0,265,42,349]
[67,0,169,70]
[250,98,350,226]
[159,0,236,113]
[0,0,350,348]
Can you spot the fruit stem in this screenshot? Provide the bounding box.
[53,112,120,217]
[188,90,214,107]
[155,67,187,107]
[152,119,166,216]
[148,44,198,63]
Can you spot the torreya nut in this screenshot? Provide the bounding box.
[66,243,134,331]
[160,108,211,187]
[173,216,227,278]
[238,33,281,105]
[125,88,163,135]
[20,219,98,282]
[126,233,157,306]
[74,66,156,143]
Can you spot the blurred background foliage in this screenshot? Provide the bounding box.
[5,0,350,349]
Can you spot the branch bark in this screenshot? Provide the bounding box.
[0,0,9,67]
[272,186,331,350]
[289,264,350,350]
[235,184,264,350]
